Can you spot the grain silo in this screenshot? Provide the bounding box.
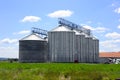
[93,37,99,63]
[19,33,48,63]
[48,25,75,62]
[85,35,93,63]
[73,30,86,63]
[18,18,99,63]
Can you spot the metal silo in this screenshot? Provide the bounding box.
[96,39,99,63]
[93,37,99,63]
[73,30,86,63]
[48,25,75,62]
[85,35,93,63]
[81,33,87,63]
[19,33,48,63]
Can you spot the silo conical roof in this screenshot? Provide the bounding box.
[21,33,44,40]
[92,36,98,40]
[50,25,72,32]
[83,32,91,38]
[73,30,80,35]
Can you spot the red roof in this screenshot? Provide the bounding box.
[99,52,120,58]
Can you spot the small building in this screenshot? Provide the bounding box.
[99,52,120,63]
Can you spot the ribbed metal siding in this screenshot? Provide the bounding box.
[92,38,99,63]
[91,38,94,63]
[93,39,96,63]
[48,31,75,62]
[85,37,93,63]
[85,37,88,62]
[19,40,48,62]
[82,35,87,63]
[95,39,99,63]
[93,39,95,62]
[76,34,86,62]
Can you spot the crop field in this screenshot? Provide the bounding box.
[0,62,120,80]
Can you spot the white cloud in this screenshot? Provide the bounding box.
[0,38,18,44]
[47,10,73,18]
[100,39,120,44]
[82,24,108,33]
[114,7,120,14]
[95,27,109,33]
[0,38,19,58]
[21,16,41,22]
[105,32,120,39]
[82,25,94,30]
[118,25,120,29]
[0,46,18,58]
[13,30,30,35]
[100,39,120,52]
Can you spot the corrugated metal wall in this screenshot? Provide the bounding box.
[95,39,99,63]
[76,34,86,62]
[48,31,75,62]
[19,24,99,63]
[85,37,93,63]
[48,25,99,63]
[19,40,48,62]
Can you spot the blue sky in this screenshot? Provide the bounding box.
[0,0,120,58]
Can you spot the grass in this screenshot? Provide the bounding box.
[0,61,120,80]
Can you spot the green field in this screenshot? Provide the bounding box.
[0,62,120,80]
